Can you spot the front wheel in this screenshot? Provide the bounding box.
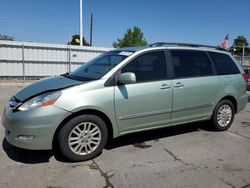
[211,100,235,131]
[57,115,108,161]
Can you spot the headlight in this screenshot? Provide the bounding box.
[18,91,61,111]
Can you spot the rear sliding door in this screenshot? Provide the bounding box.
[170,50,220,124]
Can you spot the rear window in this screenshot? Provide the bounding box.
[171,50,213,78]
[209,52,240,75]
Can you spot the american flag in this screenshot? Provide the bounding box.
[220,34,229,49]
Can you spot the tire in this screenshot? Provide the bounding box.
[57,114,108,161]
[211,99,235,131]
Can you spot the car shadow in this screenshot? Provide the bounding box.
[105,121,212,150]
[2,121,213,164]
[2,138,74,163]
[2,138,53,164]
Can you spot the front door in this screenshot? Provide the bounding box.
[114,50,172,133]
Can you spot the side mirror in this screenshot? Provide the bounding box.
[118,72,136,85]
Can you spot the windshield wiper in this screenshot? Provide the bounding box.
[61,72,72,79]
[61,72,69,76]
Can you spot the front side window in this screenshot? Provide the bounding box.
[209,52,240,75]
[69,51,130,81]
[121,51,167,82]
[171,50,213,78]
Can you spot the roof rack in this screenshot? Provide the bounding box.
[150,42,227,51]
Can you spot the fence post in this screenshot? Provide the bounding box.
[68,45,71,72]
[242,46,245,66]
[22,43,25,80]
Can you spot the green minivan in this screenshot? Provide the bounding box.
[2,43,248,161]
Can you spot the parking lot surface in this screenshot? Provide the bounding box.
[0,81,250,188]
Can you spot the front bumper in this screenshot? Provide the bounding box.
[2,105,71,150]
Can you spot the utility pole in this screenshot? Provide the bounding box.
[242,46,245,66]
[232,42,235,56]
[80,0,83,46]
[90,13,93,46]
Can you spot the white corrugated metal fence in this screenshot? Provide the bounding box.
[0,41,112,79]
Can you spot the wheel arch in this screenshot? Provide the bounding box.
[52,109,114,149]
[217,95,237,113]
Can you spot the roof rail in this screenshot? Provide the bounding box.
[150,42,227,50]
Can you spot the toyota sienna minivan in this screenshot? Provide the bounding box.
[2,43,248,161]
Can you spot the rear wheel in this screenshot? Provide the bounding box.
[58,115,108,161]
[211,99,235,131]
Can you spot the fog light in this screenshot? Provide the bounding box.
[15,135,35,141]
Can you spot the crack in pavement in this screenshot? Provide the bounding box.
[157,142,241,188]
[157,141,190,166]
[227,131,250,140]
[47,186,62,188]
[156,141,184,163]
[158,142,203,172]
[163,148,182,162]
[70,164,90,168]
[242,184,250,188]
[162,147,203,172]
[201,165,241,188]
[90,160,114,188]
[241,121,250,127]
[220,178,236,188]
[133,142,152,149]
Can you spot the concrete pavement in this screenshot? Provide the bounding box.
[0,82,249,188]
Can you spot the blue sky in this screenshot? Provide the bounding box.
[0,0,250,47]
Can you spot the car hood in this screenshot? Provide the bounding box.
[15,76,83,101]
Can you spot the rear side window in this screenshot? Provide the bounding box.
[171,50,213,78]
[209,52,240,75]
[121,51,167,82]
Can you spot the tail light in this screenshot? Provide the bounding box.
[242,73,248,83]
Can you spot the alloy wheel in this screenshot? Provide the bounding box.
[217,104,232,127]
[68,122,101,155]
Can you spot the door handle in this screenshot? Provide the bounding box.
[174,82,184,88]
[160,83,171,89]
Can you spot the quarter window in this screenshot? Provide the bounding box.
[171,50,213,78]
[209,52,240,75]
[121,51,167,82]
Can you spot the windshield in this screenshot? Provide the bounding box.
[69,51,131,81]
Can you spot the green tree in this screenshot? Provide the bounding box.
[0,34,14,41]
[113,26,147,48]
[68,34,90,46]
[230,35,250,56]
